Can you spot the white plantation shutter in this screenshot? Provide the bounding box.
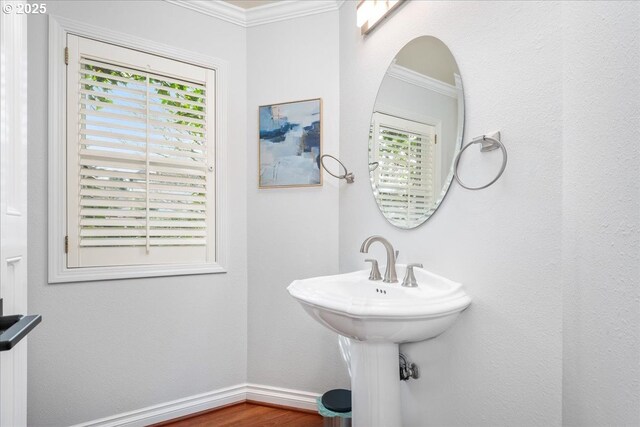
[66,35,216,268]
[371,113,437,228]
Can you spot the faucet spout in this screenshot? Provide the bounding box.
[360,235,398,283]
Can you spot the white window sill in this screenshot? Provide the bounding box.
[49,262,226,284]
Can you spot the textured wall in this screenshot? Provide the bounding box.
[562,2,640,426]
[246,11,349,394]
[339,2,563,426]
[27,2,248,425]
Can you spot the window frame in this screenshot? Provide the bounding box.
[48,15,229,283]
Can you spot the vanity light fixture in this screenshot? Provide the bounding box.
[357,0,406,35]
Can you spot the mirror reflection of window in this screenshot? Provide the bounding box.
[371,113,438,229]
[368,36,464,229]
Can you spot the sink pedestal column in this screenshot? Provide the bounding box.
[350,341,401,427]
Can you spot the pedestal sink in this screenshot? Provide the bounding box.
[287,265,471,427]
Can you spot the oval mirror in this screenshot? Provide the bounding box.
[368,36,464,229]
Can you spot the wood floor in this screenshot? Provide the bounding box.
[156,402,324,427]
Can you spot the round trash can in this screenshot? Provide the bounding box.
[317,389,352,427]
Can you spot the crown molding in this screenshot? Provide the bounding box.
[165,0,343,28]
[164,1,246,26]
[245,0,342,26]
[387,63,459,99]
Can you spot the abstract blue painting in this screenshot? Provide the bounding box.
[259,98,322,188]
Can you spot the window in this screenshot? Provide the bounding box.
[65,35,216,269]
[370,112,439,227]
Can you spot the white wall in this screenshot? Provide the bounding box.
[246,11,348,393]
[562,2,640,425]
[27,2,248,425]
[339,1,564,425]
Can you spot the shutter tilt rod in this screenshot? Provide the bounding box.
[145,67,151,253]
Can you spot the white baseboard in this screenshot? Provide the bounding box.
[245,383,320,412]
[74,383,320,427]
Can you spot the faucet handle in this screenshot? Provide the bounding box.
[402,263,423,288]
[365,259,382,281]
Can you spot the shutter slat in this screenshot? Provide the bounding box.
[149,92,206,109]
[79,88,145,106]
[79,157,144,172]
[81,98,146,114]
[81,228,207,237]
[149,165,206,177]
[378,191,430,202]
[149,192,206,203]
[79,78,147,96]
[80,188,146,200]
[80,218,206,227]
[80,58,148,79]
[79,198,206,211]
[80,118,146,135]
[80,109,146,126]
[377,200,431,208]
[148,134,206,149]
[148,81,206,99]
[81,138,147,153]
[148,238,207,246]
[149,111,207,127]
[150,156,208,170]
[149,118,206,135]
[148,145,207,160]
[80,148,146,163]
[80,157,206,178]
[149,182,207,193]
[80,128,147,144]
[148,174,205,186]
[80,149,207,170]
[79,238,206,247]
[81,178,146,190]
[80,68,145,87]
[147,111,206,127]
[148,105,206,123]
[377,181,433,188]
[80,208,206,219]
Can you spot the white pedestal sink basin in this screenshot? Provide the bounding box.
[287,265,471,427]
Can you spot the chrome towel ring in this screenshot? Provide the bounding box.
[454,133,507,190]
[320,154,355,183]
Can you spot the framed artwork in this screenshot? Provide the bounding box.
[259,98,322,188]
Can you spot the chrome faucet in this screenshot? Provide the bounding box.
[360,235,398,283]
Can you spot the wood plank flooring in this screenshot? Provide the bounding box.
[156,402,324,427]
